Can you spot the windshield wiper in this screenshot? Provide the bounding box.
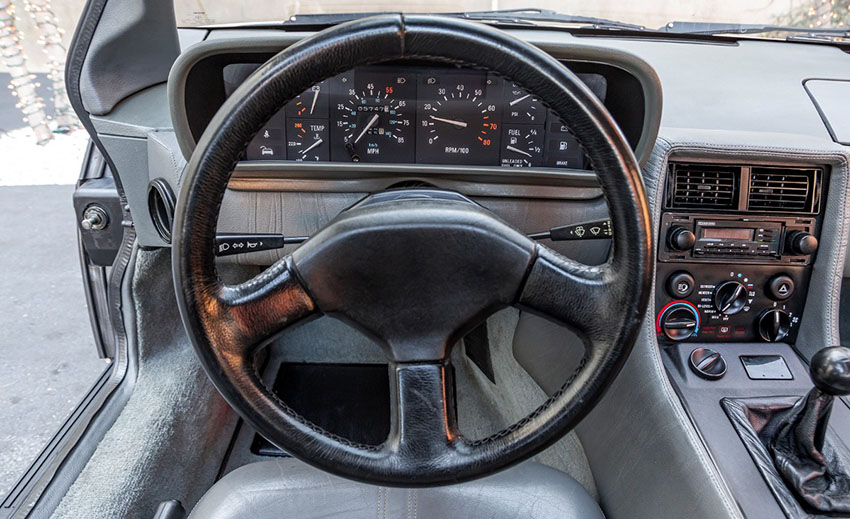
[284,9,647,31]
[454,8,647,31]
[660,21,850,38]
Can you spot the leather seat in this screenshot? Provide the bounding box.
[189,458,604,518]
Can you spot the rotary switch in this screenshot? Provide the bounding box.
[713,281,748,315]
[758,309,792,342]
[667,226,696,251]
[659,303,700,341]
[786,231,818,255]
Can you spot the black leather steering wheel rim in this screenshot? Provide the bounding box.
[173,14,652,487]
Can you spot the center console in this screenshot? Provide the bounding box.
[654,162,850,519]
[655,163,824,347]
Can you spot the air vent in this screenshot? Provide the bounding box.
[669,164,738,210]
[747,167,818,213]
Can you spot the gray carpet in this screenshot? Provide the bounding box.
[453,308,599,499]
[52,249,238,519]
[52,249,598,517]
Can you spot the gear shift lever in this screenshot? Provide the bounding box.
[764,346,850,513]
[807,347,850,449]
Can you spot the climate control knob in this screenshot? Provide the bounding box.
[660,303,699,341]
[667,226,696,251]
[713,281,748,315]
[758,309,791,342]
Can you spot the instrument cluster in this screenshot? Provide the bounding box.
[224,65,605,169]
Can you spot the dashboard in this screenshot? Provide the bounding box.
[174,49,653,174]
[223,64,605,168]
[126,24,850,519]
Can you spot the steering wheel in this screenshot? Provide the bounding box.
[173,14,651,487]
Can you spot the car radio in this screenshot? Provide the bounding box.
[655,212,820,344]
[659,213,818,265]
[693,219,782,258]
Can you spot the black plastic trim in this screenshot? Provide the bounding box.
[148,178,176,243]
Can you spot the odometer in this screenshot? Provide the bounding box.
[330,70,415,163]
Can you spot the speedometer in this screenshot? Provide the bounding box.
[329,70,415,163]
[416,72,502,165]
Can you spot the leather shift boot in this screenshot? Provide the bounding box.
[761,389,850,513]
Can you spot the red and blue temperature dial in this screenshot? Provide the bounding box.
[657,301,700,341]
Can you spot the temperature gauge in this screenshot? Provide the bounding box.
[500,125,544,167]
[286,120,329,161]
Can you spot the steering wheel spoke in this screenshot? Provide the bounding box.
[518,246,619,345]
[386,362,460,460]
[215,257,316,354]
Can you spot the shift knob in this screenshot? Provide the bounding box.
[810,346,850,396]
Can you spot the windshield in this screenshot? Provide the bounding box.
[175,0,849,34]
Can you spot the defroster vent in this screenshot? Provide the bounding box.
[668,164,738,210]
[747,167,819,213]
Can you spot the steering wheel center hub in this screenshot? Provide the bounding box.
[292,190,535,362]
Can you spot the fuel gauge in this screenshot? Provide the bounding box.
[286,120,329,161]
[500,125,544,167]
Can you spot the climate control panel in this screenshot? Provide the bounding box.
[655,263,810,344]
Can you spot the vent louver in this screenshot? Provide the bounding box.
[669,164,738,210]
[747,168,818,213]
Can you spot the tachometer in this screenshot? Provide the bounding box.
[416,72,502,165]
[330,70,415,163]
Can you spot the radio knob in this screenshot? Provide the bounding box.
[786,231,818,255]
[668,226,696,251]
[713,281,748,315]
[758,309,791,342]
[660,305,699,341]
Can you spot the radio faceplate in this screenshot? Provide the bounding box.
[659,213,817,265]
